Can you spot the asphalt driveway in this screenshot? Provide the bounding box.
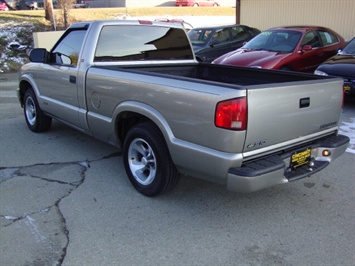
[1,71,354,266]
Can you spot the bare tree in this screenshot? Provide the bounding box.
[44,0,55,24]
[57,0,76,28]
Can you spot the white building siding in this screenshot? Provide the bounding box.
[240,0,355,40]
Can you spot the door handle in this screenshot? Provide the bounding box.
[69,75,76,84]
[300,97,310,108]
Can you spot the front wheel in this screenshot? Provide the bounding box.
[23,89,52,132]
[280,66,292,71]
[123,122,179,197]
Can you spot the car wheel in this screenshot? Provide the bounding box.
[193,3,199,7]
[23,89,52,132]
[213,3,218,7]
[280,66,292,71]
[123,122,179,197]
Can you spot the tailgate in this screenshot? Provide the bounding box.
[243,78,343,157]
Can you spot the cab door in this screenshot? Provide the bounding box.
[34,29,87,128]
[204,27,232,62]
[292,30,327,72]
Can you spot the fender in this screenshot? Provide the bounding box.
[112,101,175,149]
[18,73,41,107]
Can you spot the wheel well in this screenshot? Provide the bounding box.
[18,81,32,106]
[116,112,153,145]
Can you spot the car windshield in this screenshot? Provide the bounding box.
[188,29,213,46]
[339,38,355,55]
[243,30,302,53]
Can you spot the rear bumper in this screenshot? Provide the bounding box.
[226,134,349,193]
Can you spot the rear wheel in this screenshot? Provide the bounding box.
[23,89,52,132]
[123,122,179,197]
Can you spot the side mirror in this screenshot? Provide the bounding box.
[29,48,49,63]
[298,45,312,53]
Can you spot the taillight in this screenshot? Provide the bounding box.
[215,98,247,130]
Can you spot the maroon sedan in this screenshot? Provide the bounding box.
[212,26,347,73]
[175,0,219,7]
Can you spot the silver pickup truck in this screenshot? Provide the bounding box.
[18,20,349,196]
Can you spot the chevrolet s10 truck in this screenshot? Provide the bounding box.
[18,20,349,196]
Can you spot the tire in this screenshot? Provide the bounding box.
[280,66,292,71]
[23,89,52,132]
[123,122,179,197]
[193,3,199,7]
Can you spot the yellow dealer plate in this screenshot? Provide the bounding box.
[344,85,350,94]
[290,148,311,169]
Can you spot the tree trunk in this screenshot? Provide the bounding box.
[44,0,54,22]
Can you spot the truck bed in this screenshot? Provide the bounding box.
[99,62,328,86]
[90,62,344,158]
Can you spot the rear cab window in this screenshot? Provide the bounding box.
[94,25,194,62]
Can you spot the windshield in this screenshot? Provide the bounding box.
[188,29,213,46]
[340,38,355,55]
[243,30,302,53]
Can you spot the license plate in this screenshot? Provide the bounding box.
[290,148,311,169]
[344,85,350,94]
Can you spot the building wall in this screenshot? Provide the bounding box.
[240,0,355,40]
[33,31,65,50]
[88,0,126,8]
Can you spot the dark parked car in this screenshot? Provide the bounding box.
[315,37,355,98]
[212,25,347,73]
[175,0,219,7]
[187,24,260,62]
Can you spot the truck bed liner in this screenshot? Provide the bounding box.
[100,63,328,86]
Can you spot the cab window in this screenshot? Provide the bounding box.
[301,31,321,48]
[94,25,194,61]
[211,28,230,44]
[51,30,87,67]
[230,26,247,41]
